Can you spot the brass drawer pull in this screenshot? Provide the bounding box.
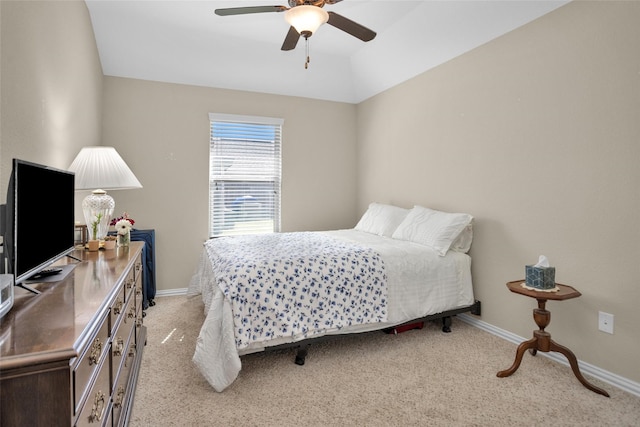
[125,345,136,368]
[88,338,102,366]
[113,385,126,409]
[113,298,124,315]
[113,337,124,357]
[89,390,106,423]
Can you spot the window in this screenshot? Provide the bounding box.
[209,113,283,237]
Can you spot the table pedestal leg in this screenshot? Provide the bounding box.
[497,300,609,397]
[496,337,537,378]
[549,339,610,397]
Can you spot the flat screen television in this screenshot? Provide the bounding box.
[2,159,75,293]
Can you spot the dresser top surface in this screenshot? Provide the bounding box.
[0,242,143,366]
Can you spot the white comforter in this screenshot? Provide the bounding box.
[187,229,474,392]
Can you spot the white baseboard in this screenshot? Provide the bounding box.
[458,313,640,398]
[155,288,189,297]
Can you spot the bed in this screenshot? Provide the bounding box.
[188,203,480,392]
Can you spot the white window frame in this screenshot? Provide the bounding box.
[208,113,283,237]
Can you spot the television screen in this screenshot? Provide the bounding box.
[3,159,75,287]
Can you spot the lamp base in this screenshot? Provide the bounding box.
[82,189,114,240]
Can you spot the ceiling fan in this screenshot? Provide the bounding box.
[214,0,376,67]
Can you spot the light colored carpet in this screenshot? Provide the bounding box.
[130,296,640,426]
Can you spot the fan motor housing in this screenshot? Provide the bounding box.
[289,0,327,8]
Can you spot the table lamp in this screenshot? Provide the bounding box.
[68,147,142,241]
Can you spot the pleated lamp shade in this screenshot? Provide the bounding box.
[68,147,142,241]
[68,146,142,191]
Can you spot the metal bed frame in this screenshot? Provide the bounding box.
[263,299,482,365]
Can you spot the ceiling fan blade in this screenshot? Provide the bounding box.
[327,12,376,42]
[281,26,300,51]
[214,6,287,16]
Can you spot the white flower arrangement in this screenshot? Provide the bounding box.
[115,219,133,235]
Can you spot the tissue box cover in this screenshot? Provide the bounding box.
[525,265,556,289]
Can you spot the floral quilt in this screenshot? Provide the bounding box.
[204,232,388,350]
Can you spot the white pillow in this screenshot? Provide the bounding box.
[391,206,473,256]
[450,222,473,253]
[354,203,409,237]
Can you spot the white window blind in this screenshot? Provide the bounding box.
[209,113,283,237]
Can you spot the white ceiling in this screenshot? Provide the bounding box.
[85,0,569,104]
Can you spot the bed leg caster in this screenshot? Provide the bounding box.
[471,300,481,316]
[442,316,452,333]
[295,346,308,365]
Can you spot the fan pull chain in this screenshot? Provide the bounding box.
[305,37,310,69]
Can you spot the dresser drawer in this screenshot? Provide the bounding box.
[75,348,111,427]
[133,254,143,283]
[74,311,110,415]
[112,327,136,426]
[134,270,143,309]
[135,297,144,346]
[134,274,144,343]
[111,284,127,332]
[111,291,136,383]
[124,265,137,301]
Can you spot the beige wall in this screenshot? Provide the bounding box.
[357,1,640,383]
[0,0,102,196]
[100,77,358,297]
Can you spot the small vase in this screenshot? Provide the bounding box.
[103,240,116,250]
[117,231,130,247]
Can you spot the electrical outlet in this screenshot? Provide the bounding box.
[598,311,614,334]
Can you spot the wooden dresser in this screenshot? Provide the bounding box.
[0,242,147,426]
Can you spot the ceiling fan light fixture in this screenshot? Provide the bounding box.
[284,5,329,37]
